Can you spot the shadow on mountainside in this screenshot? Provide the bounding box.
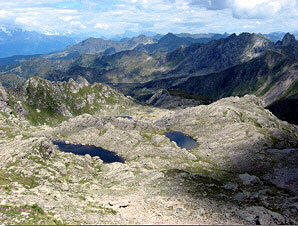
[266,94,298,125]
[158,131,298,224]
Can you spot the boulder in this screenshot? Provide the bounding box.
[239,173,261,186]
[236,206,291,225]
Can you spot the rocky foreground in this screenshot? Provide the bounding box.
[0,79,297,224]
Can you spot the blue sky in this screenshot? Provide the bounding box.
[0,0,297,37]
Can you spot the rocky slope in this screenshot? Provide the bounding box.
[45,50,169,83]
[6,76,136,126]
[0,87,297,224]
[165,32,274,76]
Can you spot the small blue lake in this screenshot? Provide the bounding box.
[146,110,154,113]
[53,141,125,163]
[164,131,197,150]
[119,116,133,119]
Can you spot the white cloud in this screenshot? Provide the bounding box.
[70,21,87,29]
[228,0,297,19]
[0,0,297,37]
[60,16,76,22]
[94,23,109,29]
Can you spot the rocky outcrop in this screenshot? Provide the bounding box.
[0,82,11,114]
[8,76,136,125]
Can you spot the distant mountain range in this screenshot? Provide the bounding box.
[0,26,79,58]
[43,35,156,60]
[0,30,297,124]
[124,33,298,124]
[1,26,295,60]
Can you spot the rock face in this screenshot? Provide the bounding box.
[0,83,8,102]
[0,82,11,114]
[135,33,202,53]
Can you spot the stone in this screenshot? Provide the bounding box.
[61,183,70,191]
[234,193,246,202]
[53,161,67,175]
[236,206,288,225]
[85,154,92,160]
[239,173,260,186]
[223,182,238,191]
[14,135,23,141]
[194,208,206,218]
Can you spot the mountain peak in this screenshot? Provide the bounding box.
[162,33,177,38]
[158,33,180,44]
[282,33,296,46]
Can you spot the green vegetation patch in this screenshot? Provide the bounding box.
[86,205,117,215]
[0,169,39,189]
[0,204,63,225]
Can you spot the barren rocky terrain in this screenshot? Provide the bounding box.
[0,78,297,225]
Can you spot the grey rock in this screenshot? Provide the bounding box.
[0,83,8,102]
[146,89,202,109]
[239,173,261,186]
[223,182,238,191]
[234,192,246,202]
[236,206,289,225]
[263,167,298,194]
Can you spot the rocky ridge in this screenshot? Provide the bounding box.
[45,35,156,60]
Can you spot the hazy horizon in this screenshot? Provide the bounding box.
[0,0,297,38]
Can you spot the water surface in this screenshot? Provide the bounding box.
[119,116,133,119]
[164,131,197,150]
[53,141,125,163]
